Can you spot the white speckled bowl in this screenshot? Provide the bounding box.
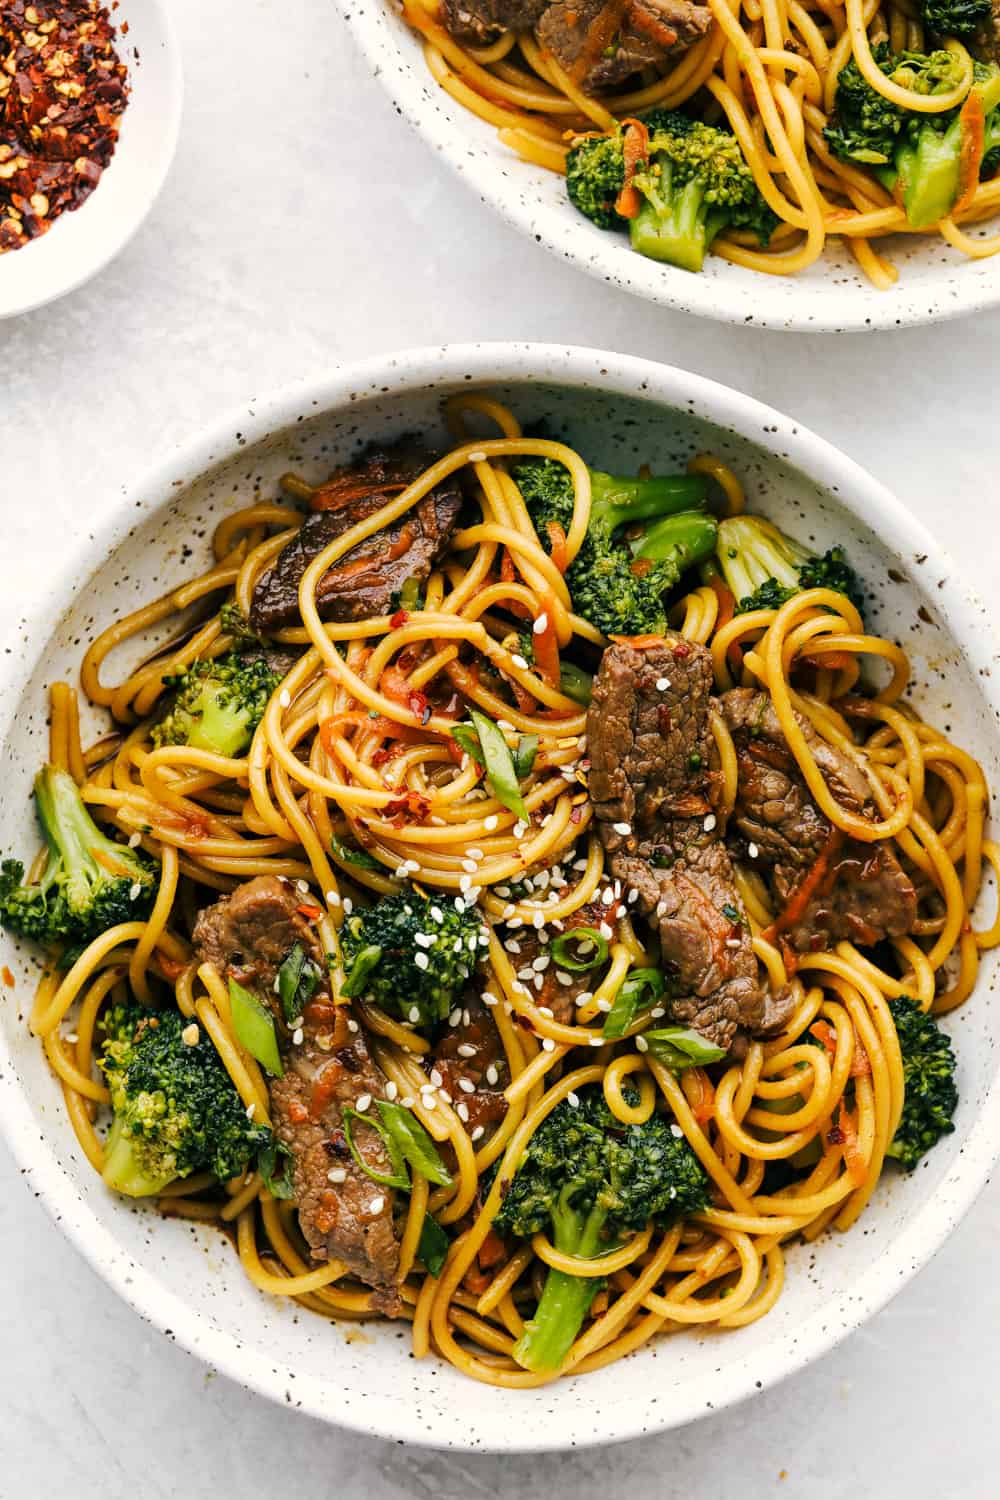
[0,0,182,320]
[1,344,998,1450]
[338,0,1000,332]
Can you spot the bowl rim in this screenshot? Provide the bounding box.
[0,0,184,321]
[337,1,1000,334]
[2,341,999,1450]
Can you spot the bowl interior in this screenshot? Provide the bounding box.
[341,1,1000,332]
[0,0,182,319]
[2,359,999,1449]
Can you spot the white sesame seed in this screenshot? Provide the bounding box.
[342,897,353,916]
[463,1008,471,1026]
[532,912,545,930]
[430,1069,443,1087]
[293,1027,304,1046]
[246,1102,256,1119]
[542,1038,556,1053]
[369,1195,386,1214]
[64,1033,78,1044]
[656,677,671,691]
[296,879,310,895]
[533,973,544,991]
[467,848,484,861]
[556,970,572,986]
[485,1063,499,1085]
[459,874,472,894]
[504,939,522,955]
[401,1096,415,1108]
[650,1006,666,1019]
[439,1089,452,1104]
[423,1094,437,1110]
[181,1023,199,1046]
[128,881,143,901]
[458,1077,476,1093]
[567,1092,580,1108]
[537,1005,554,1018]
[703,813,717,832]
[748,842,759,859]
[467,449,487,463]
[414,951,429,970]
[482,992,498,1008]
[670,1123,684,1139]
[589,1036,604,1047]
[532,955,550,972]
[599,922,614,941]
[601,887,615,906]
[327,1167,347,1184]
[347,1018,359,1033]
[655,900,668,918]
[409,1006,421,1023]
[449,1007,462,1026]
[356,1093,372,1113]
[533,613,548,635]
[497,719,515,732]
[726,938,743,949]
[128,831,142,849]
[457,1102,470,1122]
[471,1126,485,1141]
[484,816,499,831]
[635,1035,649,1053]
[326,889,341,907]
[513,820,529,838]
[596,999,612,1013]
[279,688,292,709]
[575,991,593,1008]
[385,1080,398,1101]
[613,821,631,836]
[511,654,529,671]
[414,932,433,948]
[457,1043,477,1058]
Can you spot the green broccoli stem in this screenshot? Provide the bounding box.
[895,114,964,229]
[101,1115,177,1197]
[589,470,708,534]
[512,1193,608,1373]
[629,167,727,273]
[715,515,811,601]
[631,509,719,569]
[35,766,124,897]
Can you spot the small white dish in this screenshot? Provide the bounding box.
[0,0,182,320]
[338,0,1000,332]
[1,344,999,1450]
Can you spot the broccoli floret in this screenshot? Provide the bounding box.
[629,114,777,273]
[339,889,488,1030]
[922,0,991,37]
[514,457,717,638]
[0,766,158,956]
[885,997,958,1170]
[826,49,1000,228]
[152,651,281,758]
[566,130,626,229]
[99,1003,271,1196]
[493,1087,709,1371]
[715,515,865,617]
[566,112,775,273]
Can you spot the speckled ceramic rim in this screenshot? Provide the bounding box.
[337,2,1000,332]
[2,344,999,1450]
[0,0,183,320]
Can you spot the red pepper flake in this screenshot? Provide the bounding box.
[296,903,323,920]
[390,609,409,629]
[383,789,432,826]
[0,1,131,255]
[1,966,13,988]
[827,1124,846,1145]
[570,803,584,824]
[672,642,691,659]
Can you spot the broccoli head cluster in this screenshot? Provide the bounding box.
[99,1003,272,1196]
[340,889,489,1030]
[567,109,776,273]
[886,997,959,1170]
[153,651,281,758]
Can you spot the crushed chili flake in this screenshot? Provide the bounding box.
[0,0,130,255]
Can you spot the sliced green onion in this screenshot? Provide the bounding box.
[513,734,539,779]
[559,661,593,705]
[417,1213,450,1276]
[462,709,529,820]
[377,1100,454,1188]
[642,1026,727,1069]
[398,575,423,611]
[550,926,610,973]
[331,834,382,873]
[258,1140,295,1200]
[341,1105,409,1189]
[341,943,383,998]
[451,722,484,767]
[228,978,284,1076]
[602,967,665,1039]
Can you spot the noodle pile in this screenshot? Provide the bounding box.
[26,395,999,1387]
[399,0,1000,286]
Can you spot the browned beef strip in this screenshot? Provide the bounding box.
[588,639,771,1050]
[719,689,917,954]
[192,876,401,1312]
[971,0,1000,63]
[429,990,509,1137]
[536,0,712,90]
[249,446,462,633]
[510,897,622,1023]
[439,0,548,43]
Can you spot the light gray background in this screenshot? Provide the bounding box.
[1,0,997,1494]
